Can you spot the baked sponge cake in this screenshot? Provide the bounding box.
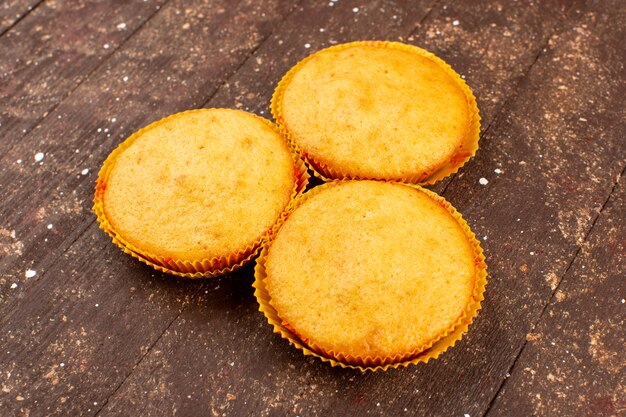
[255,180,487,370]
[94,108,308,278]
[271,41,480,184]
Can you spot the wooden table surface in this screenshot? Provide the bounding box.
[1,0,624,416]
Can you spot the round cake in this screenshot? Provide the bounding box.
[94,108,307,277]
[272,41,480,184]
[258,180,485,368]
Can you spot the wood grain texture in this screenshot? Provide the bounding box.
[438,1,626,415]
[484,6,626,415]
[0,0,41,35]
[0,0,297,301]
[419,0,584,196]
[0,1,299,415]
[1,225,200,416]
[0,0,169,156]
[97,1,618,417]
[0,0,624,416]
[487,170,625,417]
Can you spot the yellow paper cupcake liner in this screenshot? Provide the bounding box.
[93,108,310,279]
[271,40,481,185]
[253,180,487,371]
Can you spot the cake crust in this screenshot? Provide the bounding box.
[102,109,296,262]
[264,181,477,361]
[276,43,472,181]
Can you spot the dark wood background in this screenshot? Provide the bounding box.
[1,0,624,416]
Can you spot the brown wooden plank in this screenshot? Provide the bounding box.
[436,2,626,416]
[0,0,437,414]
[0,0,298,300]
[0,0,300,415]
[1,224,200,416]
[486,169,626,416]
[95,1,599,416]
[1,0,621,416]
[0,0,169,155]
[419,0,589,196]
[0,0,41,35]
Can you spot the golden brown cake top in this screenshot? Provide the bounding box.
[264,181,476,360]
[277,42,471,181]
[103,109,295,262]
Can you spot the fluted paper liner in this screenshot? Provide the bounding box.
[271,40,481,185]
[253,181,487,371]
[93,109,309,279]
